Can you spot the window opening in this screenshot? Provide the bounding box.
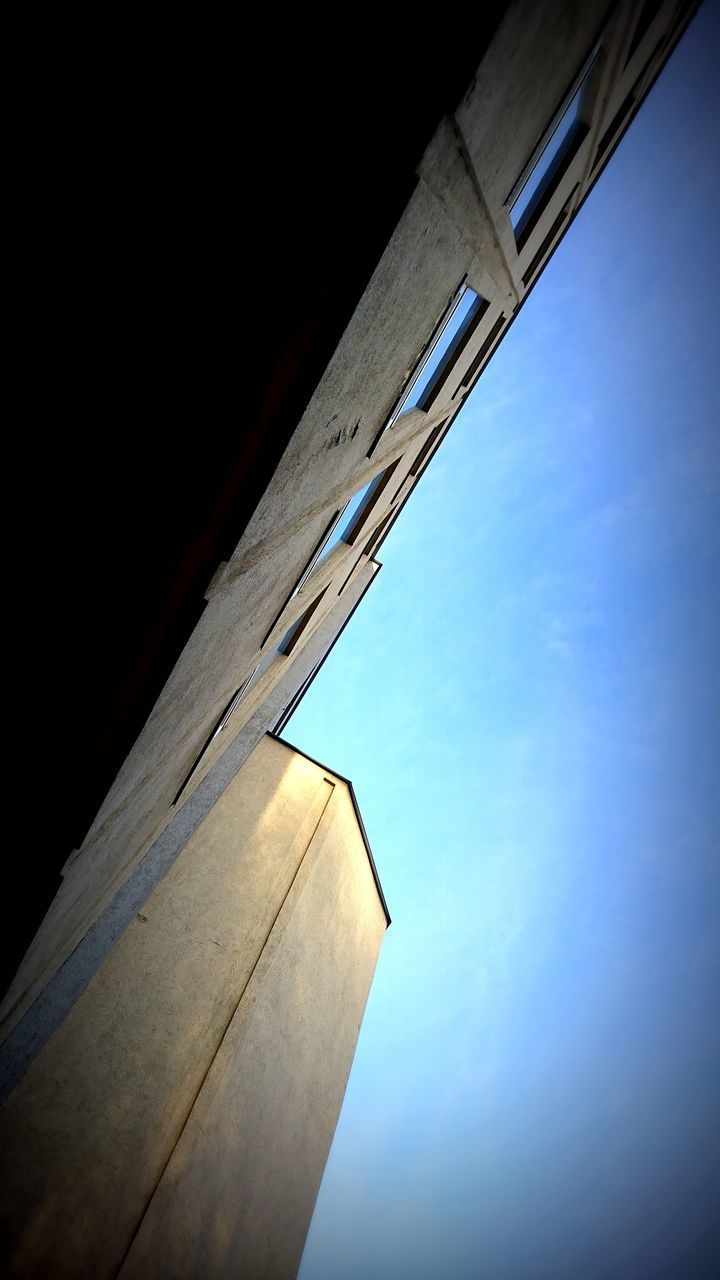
[278,588,328,657]
[172,665,259,805]
[595,91,635,166]
[363,510,395,561]
[262,467,395,655]
[293,510,344,595]
[339,480,377,541]
[307,478,382,576]
[274,658,324,735]
[594,40,663,170]
[509,55,598,249]
[454,314,506,397]
[382,285,486,434]
[217,667,260,731]
[338,552,365,597]
[342,461,400,546]
[259,511,343,649]
[390,474,408,505]
[412,291,488,413]
[178,574,333,806]
[625,0,663,66]
[521,184,579,287]
[410,422,446,479]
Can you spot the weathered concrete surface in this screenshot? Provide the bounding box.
[0,560,379,1051]
[0,737,387,1278]
[2,0,696,1145]
[0,564,378,1105]
[455,0,613,216]
[0,153,471,1041]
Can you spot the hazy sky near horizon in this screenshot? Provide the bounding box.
[291,8,720,1278]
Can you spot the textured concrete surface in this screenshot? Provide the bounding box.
[0,737,387,1278]
[0,563,379,1096]
[2,0,694,1168]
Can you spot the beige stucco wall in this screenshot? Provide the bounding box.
[0,736,387,1279]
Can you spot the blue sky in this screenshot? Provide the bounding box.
[292,8,720,1278]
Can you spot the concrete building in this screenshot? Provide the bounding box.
[5,0,698,1035]
[2,1,700,1275]
[0,735,389,1277]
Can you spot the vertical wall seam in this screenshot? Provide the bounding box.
[113,779,336,1278]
